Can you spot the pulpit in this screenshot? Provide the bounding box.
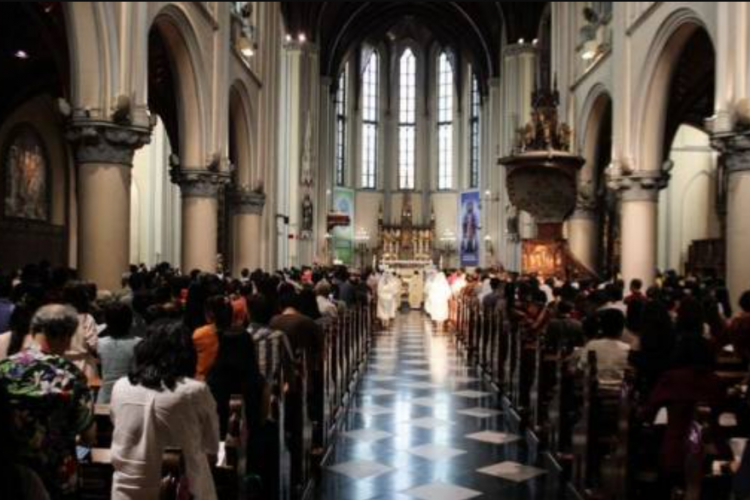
[499,82,594,280]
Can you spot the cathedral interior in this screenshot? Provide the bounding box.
[1,2,750,500]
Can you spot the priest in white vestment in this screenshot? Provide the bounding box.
[423,270,436,318]
[377,272,401,328]
[426,272,452,328]
[408,270,424,310]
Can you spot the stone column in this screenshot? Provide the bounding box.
[568,204,599,272]
[608,170,669,287]
[499,43,537,271]
[713,132,750,302]
[231,189,266,273]
[67,121,150,291]
[171,169,231,273]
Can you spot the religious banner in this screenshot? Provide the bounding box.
[459,190,480,267]
[332,188,355,265]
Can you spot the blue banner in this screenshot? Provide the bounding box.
[460,191,481,267]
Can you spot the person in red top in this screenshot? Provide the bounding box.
[642,333,724,494]
[624,278,645,305]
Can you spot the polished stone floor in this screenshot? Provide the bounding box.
[316,311,558,499]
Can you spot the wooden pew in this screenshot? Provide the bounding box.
[529,336,563,451]
[569,351,623,500]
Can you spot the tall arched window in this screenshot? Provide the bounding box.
[469,74,480,189]
[437,51,453,190]
[399,48,416,190]
[361,51,379,189]
[335,65,347,187]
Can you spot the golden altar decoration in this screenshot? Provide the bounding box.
[377,192,435,263]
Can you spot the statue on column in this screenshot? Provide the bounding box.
[301,193,314,239]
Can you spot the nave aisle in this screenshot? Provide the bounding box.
[317,312,558,500]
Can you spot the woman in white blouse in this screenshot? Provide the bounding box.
[110,320,220,500]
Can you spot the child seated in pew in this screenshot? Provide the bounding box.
[575,308,630,385]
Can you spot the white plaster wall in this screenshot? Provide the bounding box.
[657,125,719,272]
[355,191,383,250]
[130,119,182,267]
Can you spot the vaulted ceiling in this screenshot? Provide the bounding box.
[0,2,68,124]
[281,2,549,83]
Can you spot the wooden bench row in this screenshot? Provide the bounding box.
[79,302,375,500]
[450,297,749,500]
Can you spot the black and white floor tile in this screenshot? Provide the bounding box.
[315,311,559,499]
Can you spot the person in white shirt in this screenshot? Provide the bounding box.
[110,320,220,500]
[576,308,631,385]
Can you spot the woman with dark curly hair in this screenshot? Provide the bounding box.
[110,320,220,500]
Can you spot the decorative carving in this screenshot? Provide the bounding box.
[67,121,151,166]
[513,82,573,154]
[575,179,598,212]
[300,193,314,239]
[607,168,670,202]
[301,111,314,187]
[170,168,231,199]
[231,187,266,215]
[712,131,750,174]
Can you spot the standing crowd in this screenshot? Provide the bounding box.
[0,262,374,500]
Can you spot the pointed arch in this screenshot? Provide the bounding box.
[150,5,209,168]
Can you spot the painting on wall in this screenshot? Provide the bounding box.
[460,190,480,267]
[3,124,50,222]
[332,187,355,265]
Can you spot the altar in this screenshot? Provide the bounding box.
[377,192,435,263]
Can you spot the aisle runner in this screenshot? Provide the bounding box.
[316,312,556,500]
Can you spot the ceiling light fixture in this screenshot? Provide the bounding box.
[298,33,306,43]
[285,34,292,43]
[518,38,525,45]
[14,50,29,60]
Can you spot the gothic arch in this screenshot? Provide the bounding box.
[150,5,209,168]
[635,8,715,173]
[64,2,118,116]
[579,84,613,186]
[229,81,258,188]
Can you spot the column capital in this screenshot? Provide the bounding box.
[503,43,537,58]
[712,131,750,174]
[66,121,151,166]
[607,169,669,202]
[231,188,266,215]
[170,168,232,198]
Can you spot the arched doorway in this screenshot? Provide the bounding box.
[0,3,71,270]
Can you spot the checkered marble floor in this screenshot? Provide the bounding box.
[315,312,558,499]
